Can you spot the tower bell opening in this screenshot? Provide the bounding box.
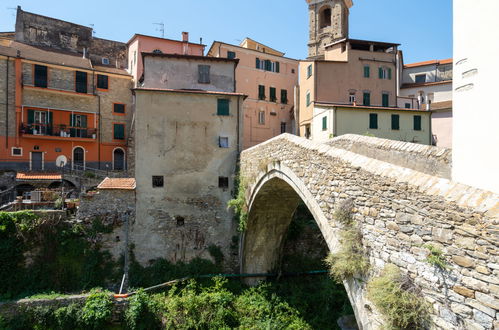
[320,7,332,28]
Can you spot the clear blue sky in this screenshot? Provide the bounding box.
[0,0,452,63]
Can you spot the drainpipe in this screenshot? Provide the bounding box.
[237,96,241,152]
[5,56,10,148]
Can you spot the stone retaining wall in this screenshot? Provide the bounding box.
[241,133,498,330]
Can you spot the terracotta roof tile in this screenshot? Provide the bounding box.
[16,172,62,180]
[97,177,136,190]
[404,58,453,68]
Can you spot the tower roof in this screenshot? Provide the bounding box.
[305,0,353,8]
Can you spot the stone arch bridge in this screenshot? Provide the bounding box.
[240,134,498,330]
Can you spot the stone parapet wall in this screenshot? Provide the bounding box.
[329,134,452,179]
[241,134,498,329]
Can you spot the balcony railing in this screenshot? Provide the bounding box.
[20,123,97,139]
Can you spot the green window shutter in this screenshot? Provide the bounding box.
[369,113,378,129]
[378,67,383,79]
[258,85,265,100]
[306,92,311,106]
[281,89,287,104]
[388,68,392,80]
[322,116,327,131]
[275,62,280,73]
[27,110,35,124]
[414,115,422,131]
[364,66,370,78]
[114,124,125,140]
[81,115,87,128]
[363,93,370,106]
[256,58,260,69]
[270,87,276,102]
[307,64,312,78]
[382,94,389,107]
[391,114,400,130]
[217,99,230,116]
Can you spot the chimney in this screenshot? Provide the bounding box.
[182,32,189,42]
[82,48,87,59]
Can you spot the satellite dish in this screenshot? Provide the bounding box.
[56,155,67,168]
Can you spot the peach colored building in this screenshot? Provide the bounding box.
[208,38,299,149]
[127,33,205,86]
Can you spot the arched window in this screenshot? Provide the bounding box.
[319,7,332,28]
[152,49,163,54]
[113,148,125,171]
[73,147,85,170]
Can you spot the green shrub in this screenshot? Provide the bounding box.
[423,244,449,270]
[326,200,369,282]
[125,289,161,330]
[79,288,114,329]
[53,303,81,329]
[367,264,430,329]
[227,174,249,232]
[84,171,97,179]
[207,244,224,265]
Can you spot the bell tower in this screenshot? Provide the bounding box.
[306,0,353,59]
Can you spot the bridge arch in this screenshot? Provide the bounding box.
[242,162,372,329]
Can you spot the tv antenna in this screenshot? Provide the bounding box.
[153,22,165,38]
[7,7,16,17]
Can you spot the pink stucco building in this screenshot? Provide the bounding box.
[208,38,299,149]
[127,33,205,86]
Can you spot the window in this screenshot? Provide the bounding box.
[291,69,295,74]
[152,49,163,54]
[378,67,392,80]
[270,87,277,102]
[320,7,332,28]
[258,85,266,100]
[75,71,87,93]
[11,147,22,156]
[305,124,311,139]
[363,92,371,106]
[349,93,356,103]
[34,65,48,88]
[114,103,125,114]
[113,123,125,140]
[306,91,311,106]
[97,74,108,90]
[219,136,229,148]
[382,93,389,107]
[227,51,236,59]
[256,58,260,69]
[405,103,411,109]
[217,99,230,116]
[102,58,110,65]
[391,114,400,130]
[281,89,288,104]
[198,65,211,84]
[69,114,87,138]
[264,60,272,71]
[275,62,280,73]
[322,116,327,131]
[152,176,164,188]
[258,111,265,125]
[307,64,313,79]
[369,113,378,129]
[280,122,287,134]
[413,115,422,131]
[415,74,426,84]
[218,177,229,189]
[363,65,370,78]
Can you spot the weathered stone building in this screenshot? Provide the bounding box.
[131,53,245,265]
[0,7,133,173]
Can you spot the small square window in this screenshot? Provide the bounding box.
[11,147,22,156]
[415,74,426,84]
[97,75,108,90]
[152,176,164,188]
[218,177,229,189]
[405,103,411,109]
[102,58,110,65]
[55,148,62,153]
[114,103,125,114]
[219,136,229,148]
[227,51,236,59]
[291,69,295,74]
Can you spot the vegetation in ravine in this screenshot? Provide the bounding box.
[325,199,369,282]
[367,264,430,330]
[227,173,249,232]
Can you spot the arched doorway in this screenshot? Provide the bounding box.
[73,147,85,170]
[113,148,125,171]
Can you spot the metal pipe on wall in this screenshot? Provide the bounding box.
[5,56,10,148]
